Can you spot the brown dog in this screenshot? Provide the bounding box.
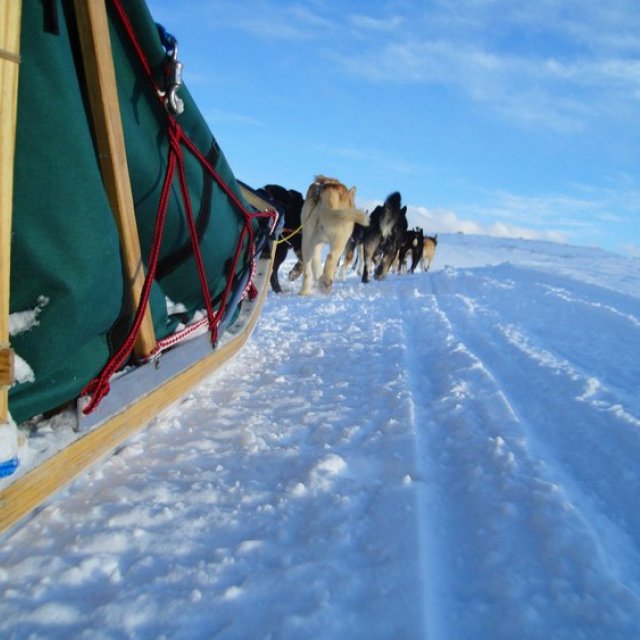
[422,234,438,271]
[299,176,369,295]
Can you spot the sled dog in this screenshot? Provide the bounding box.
[398,227,425,274]
[361,191,408,283]
[260,184,304,293]
[422,234,438,271]
[299,175,369,295]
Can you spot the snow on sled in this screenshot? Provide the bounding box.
[0,1,279,533]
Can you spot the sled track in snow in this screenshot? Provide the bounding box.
[397,266,640,637]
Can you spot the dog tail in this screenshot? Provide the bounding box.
[385,191,402,210]
[327,208,369,226]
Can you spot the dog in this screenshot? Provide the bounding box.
[299,175,369,295]
[422,234,438,271]
[361,192,408,283]
[260,184,304,293]
[338,222,366,280]
[398,227,425,274]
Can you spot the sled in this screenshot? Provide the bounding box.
[0,1,278,533]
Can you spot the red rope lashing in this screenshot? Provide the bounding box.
[173,123,252,346]
[81,0,278,413]
[181,135,256,233]
[169,125,217,336]
[176,128,270,344]
[81,148,178,414]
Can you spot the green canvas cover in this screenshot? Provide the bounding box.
[9,0,268,424]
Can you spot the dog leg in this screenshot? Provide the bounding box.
[362,257,372,283]
[300,243,322,295]
[319,250,338,293]
[300,259,315,295]
[270,243,288,293]
[321,230,351,293]
[270,269,282,293]
[361,247,373,283]
[287,249,303,281]
[375,252,394,280]
[338,246,354,281]
[299,229,314,295]
[311,244,323,282]
[288,260,303,281]
[300,260,314,295]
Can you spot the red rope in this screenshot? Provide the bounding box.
[82,147,177,413]
[81,0,276,413]
[111,0,157,95]
[169,123,216,334]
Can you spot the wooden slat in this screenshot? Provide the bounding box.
[239,184,274,213]
[0,246,275,534]
[0,348,14,387]
[0,1,22,422]
[73,0,156,358]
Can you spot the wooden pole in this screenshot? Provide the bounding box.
[0,0,22,422]
[73,0,156,358]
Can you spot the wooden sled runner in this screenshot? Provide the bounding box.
[0,1,278,533]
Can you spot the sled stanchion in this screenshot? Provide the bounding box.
[0,0,22,422]
[73,0,156,359]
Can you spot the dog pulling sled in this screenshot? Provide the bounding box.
[0,1,279,533]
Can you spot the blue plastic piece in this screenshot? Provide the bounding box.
[0,456,19,478]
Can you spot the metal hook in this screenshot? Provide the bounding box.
[160,39,184,115]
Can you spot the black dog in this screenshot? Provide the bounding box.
[361,192,408,283]
[398,227,425,274]
[261,184,304,293]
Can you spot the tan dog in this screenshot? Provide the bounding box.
[422,234,438,271]
[299,175,369,295]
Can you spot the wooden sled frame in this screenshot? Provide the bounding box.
[0,1,276,534]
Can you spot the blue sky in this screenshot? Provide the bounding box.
[146,0,640,257]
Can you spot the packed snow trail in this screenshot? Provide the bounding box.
[0,280,429,639]
[392,263,640,638]
[1,235,640,639]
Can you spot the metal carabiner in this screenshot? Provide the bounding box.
[160,38,185,115]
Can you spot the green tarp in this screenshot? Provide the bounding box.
[9,0,267,424]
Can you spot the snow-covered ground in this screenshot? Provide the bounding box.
[1,233,640,639]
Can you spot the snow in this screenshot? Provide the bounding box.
[2,233,640,639]
[8,294,48,336]
[7,295,48,386]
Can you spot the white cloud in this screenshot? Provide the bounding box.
[397,181,639,251]
[406,205,567,243]
[356,197,566,243]
[333,34,640,131]
[183,1,640,133]
[320,2,640,131]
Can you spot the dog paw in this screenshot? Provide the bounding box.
[288,263,303,281]
[319,277,333,294]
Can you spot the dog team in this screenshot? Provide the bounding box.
[260,175,438,296]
